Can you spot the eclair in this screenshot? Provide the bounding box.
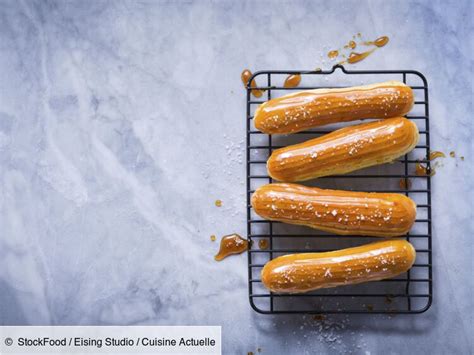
[251,183,416,237]
[267,117,419,181]
[254,81,414,134]
[261,239,416,293]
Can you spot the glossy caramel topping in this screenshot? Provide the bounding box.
[258,239,269,250]
[261,240,416,293]
[284,74,301,88]
[267,117,419,181]
[328,50,339,59]
[241,69,263,98]
[214,234,248,261]
[254,81,414,134]
[252,183,417,237]
[429,151,446,160]
[399,178,412,190]
[215,199,222,207]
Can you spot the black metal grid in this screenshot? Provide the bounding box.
[246,65,432,314]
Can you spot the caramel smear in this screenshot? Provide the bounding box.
[215,199,222,207]
[429,151,446,160]
[329,34,389,66]
[283,74,301,88]
[214,234,248,261]
[347,49,376,64]
[363,36,390,48]
[399,178,412,190]
[449,151,455,157]
[328,50,339,59]
[258,239,269,250]
[241,69,264,98]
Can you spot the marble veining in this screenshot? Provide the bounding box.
[0,0,472,353]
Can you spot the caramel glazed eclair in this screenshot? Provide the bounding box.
[251,183,416,237]
[267,117,419,181]
[254,81,414,134]
[261,239,416,293]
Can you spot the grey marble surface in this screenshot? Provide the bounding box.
[0,0,472,354]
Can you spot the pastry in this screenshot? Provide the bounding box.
[267,117,419,181]
[261,239,416,293]
[254,81,414,134]
[251,183,416,237]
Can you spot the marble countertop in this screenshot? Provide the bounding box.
[0,0,472,353]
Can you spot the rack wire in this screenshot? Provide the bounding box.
[246,65,432,314]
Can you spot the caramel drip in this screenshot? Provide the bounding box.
[429,151,446,160]
[215,199,222,207]
[284,74,301,88]
[241,69,264,98]
[214,234,248,261]
[415,162,434,176]
[328,50,339,59]
[210,235,216,242]
[258,239,269,250]
[399,178,412,190]
[449,151,455,157]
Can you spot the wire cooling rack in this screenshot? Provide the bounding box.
[246,65,432,314]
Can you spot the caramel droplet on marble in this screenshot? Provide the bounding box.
[374,36,389,47]
[429,151,446,160]
[345,40,357,49]
[215,199,222,207]
[284,74,301,88]
[328,50,339,59]
[214,234,248,261]
[363,36,390,48]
